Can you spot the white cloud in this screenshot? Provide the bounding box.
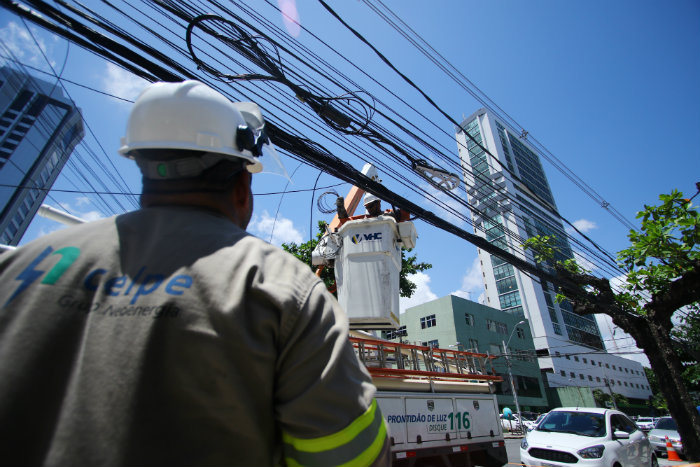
[75,196,91,207]
[102,62,148,103]
[249,210,303,246]
[567,218,598,234]
[50,199,105,224]
[399,271,438,314]
[81,211,104,222]
[450,256,484,301]
[0,22,56,69]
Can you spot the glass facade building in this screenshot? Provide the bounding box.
[0,66,84,245]
[455,109,651,401]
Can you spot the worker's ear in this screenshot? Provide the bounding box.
[229,170,253,228]
[232,170,251,199]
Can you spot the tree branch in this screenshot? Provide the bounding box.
[553,265,644,332]
[645,259,700,317]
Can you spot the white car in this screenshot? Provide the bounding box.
[500,413,521,431]
[525,412,547,431]
[647,417,684,458]
[635,417,656,431]
[520,407,658,467]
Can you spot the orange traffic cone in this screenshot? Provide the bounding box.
[665,435,681,461]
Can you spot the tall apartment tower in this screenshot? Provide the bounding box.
[456,109,651,401]
[0,66,84,246]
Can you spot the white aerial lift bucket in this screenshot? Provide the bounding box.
[335,216,403,329]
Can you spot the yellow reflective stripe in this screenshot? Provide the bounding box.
[336,417,387,467]
[284,416,387,467]
[283,399,379,453]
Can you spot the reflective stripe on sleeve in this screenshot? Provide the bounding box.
[283,399,387,467]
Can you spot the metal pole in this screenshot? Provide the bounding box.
[503,319,526,433]
[503,339,523,433]
[603,368,618,410]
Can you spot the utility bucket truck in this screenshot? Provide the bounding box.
[312,164,507,466]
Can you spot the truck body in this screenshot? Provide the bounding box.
[351,335,507,466]
[377,392,506,467]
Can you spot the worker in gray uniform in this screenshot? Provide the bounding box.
[0,80,389,466]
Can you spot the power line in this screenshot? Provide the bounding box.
[0,182,346,197]
[364,0,637,232]
[1,0,642,303]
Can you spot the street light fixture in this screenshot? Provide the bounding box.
[503,320,527,433]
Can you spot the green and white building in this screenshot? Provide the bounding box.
[399,294,549,413]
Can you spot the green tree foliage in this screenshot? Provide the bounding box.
[282,221,432,298]
[523,189,700,461]
[592,389,629,410]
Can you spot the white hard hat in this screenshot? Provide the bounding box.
[119,80,287,179]
[363,193,380,206]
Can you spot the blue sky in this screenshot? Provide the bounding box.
[1,0,698,366]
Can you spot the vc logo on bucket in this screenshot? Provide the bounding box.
[351,232,383,244]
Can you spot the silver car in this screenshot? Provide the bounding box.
[647,417,684,458]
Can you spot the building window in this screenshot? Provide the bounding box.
[591,360,595,366]
[560,370,566,376]
[468,338,479,352]
[569,372,575,378]
[516,327,525,339]
[565,355,570,360]
[465,313,474,326]
[605,363,610,368]
[486,319,496,332]
[596,377,601,382]
[420,314,436,329]
[489,344,502,356]
[574,356,579,362]
[555,351,561,356]
[582,358,587,364]
[588,375,593,381]
[499,290,521,309]
[486,319,507,334]
[612,365,616,370]
[422,339,439,348]
[579,374,584,380]
[386,325,406,340]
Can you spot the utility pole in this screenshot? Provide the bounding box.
[602,367,618,409]
[503,319,527,433]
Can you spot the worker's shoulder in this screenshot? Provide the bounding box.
[11,216,116,251]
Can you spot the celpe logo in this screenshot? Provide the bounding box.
[4,245,193,309]
[5,245,80,307]
[350,232,383,244]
